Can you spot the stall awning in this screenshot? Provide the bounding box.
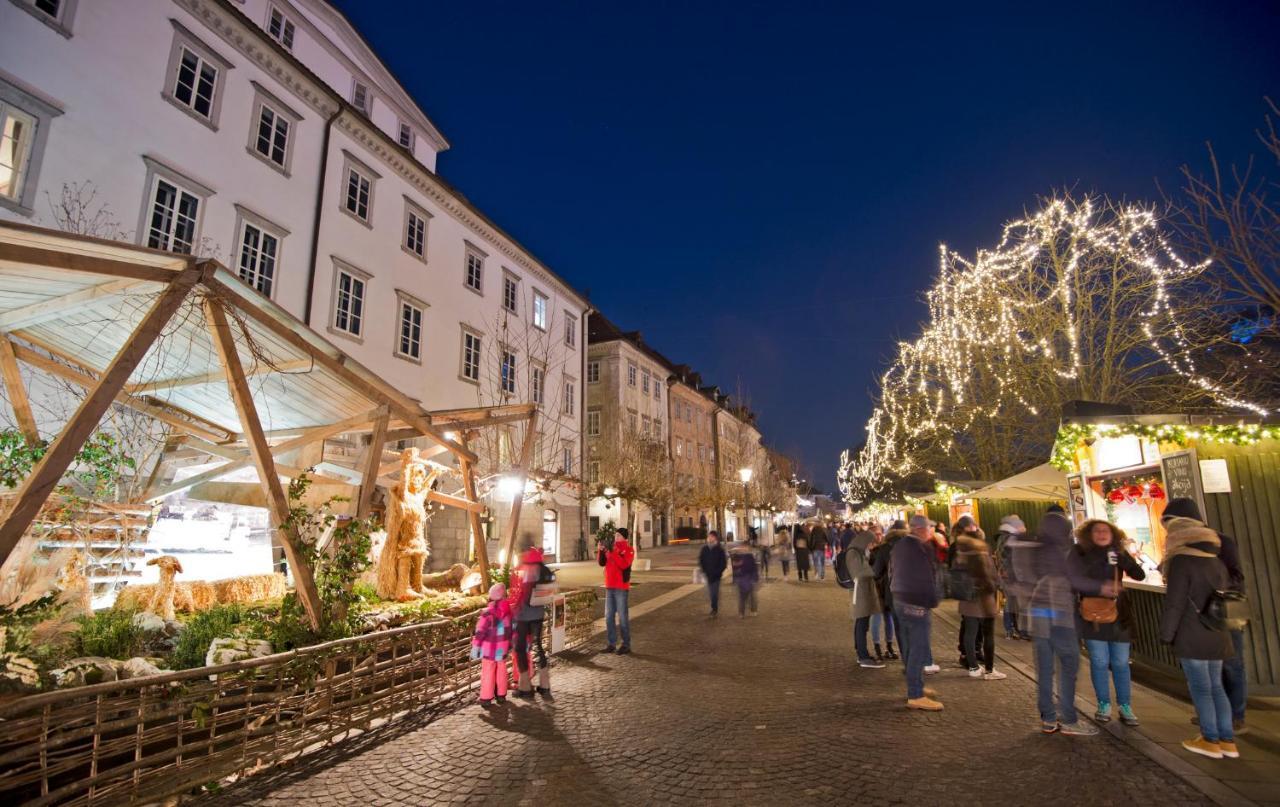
[967,463,1068,501]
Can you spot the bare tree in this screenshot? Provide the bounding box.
[591,421,671,538]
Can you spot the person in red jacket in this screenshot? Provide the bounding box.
[599,527,635,654]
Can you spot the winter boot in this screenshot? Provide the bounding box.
[884,642,899,660]
[873,643,884,662]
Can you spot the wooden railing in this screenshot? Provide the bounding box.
[0,589,596,806]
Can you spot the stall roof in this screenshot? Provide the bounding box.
[967,463,1068,502]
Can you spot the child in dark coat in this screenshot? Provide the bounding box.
[731,546,760,617]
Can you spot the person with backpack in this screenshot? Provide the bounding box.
[809,522,830,580]
[845,530,885,668]
[599,528,635,654]
[1066,519,1145,726]
[955,526,1006,680]
[994,515,1032,640]
[699,530,728,617]
[1159,513,1239,760]
[509,545,555,698]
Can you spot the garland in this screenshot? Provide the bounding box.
[1051,423,1280,471]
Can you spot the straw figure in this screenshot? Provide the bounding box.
[144,555,183,620]
[59,551,92,615]
[376,448,441,601]
[115,557,286,617]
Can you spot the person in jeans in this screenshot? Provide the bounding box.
[1162,497,1249,735]
[1066,519,1145,725]
[794,524,811,582]
[599,528,635,654]
[698,530,728,617]
[847,530,885,668]
[777,527,793,579]
[730,543,760,616]
[810,523,829,580]
[1159,513,1239,760]
[955,528,1006,680]
[892,515,943,710]
[1025,510,1097,735]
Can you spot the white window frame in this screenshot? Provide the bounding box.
[460,327,483,384]
[628,410,638,433]
[246,82,301,176]
[627,362,637,387]
[0,74,61,215]
[339,150,379,227]
[564,313,577,347]
[266,4,296,50]
[233,204,287,298]
[531,290,548,331]
[561,441,574,475]
[351,79,372,115]
[642,369,650,395]
[163,21,232,130]
[502,272,519,314]
[137,156,213,255]
[397,120,415,151]
[587,460,600,485]
[402,197,430,261]
[562,377,576,416]
[586,361,600,384]
[11,0,78,37]
[463,242,486,294]
[531,362,546,406]
[500,347,518,396]
[586,409,601,437]
[395,290,427,363]
[676,437,683,457]
[654,380,662,401]
[328,259,369,341]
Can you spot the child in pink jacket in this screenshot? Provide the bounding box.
[471,583,513,707]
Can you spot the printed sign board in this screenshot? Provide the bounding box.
[1066,473,1088,525]
[1199,459,1232,494]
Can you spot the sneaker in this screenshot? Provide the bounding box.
[1118,704,1139,726]
[616,646,631,655]
[1060,721,1100,736]
[1041,721,1060,734]
[1218,741,1240,759]
[1181,736,1223,759]
[906,696,944,711]
[1095,701,1112,722]
[859,658,886,669]
[602,645,616,653]
[968,667,982,678]
[923,664,941,675]
[982,670,1007,681]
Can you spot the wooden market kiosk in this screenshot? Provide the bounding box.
[1054,414,1280,694]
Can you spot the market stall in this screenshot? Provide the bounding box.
[1053,415,1280,692]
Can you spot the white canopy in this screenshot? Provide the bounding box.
[968,463,1068,502]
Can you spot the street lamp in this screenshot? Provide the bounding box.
[738,467,753,537]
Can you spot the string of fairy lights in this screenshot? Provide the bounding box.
[838,196,1271,503]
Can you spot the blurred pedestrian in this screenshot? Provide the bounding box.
[794,524,811,582]
[810,522,830,580]
[599,528,635,654]
[1067,519,1144,725]
[893,515,943,710]
[848,529,885,668]
[509,546,554,698]
[994,515,1031,640]
[472,582,513,708]
[952,515,988,667]
[731,543,760,617]
[699,530,728,617]
[777,526,794,579]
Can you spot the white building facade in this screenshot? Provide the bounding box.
[0,0,588,564]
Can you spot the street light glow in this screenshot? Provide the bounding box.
[738,467,753,483]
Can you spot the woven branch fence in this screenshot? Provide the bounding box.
[0,589,597,806]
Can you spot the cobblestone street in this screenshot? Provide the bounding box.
[200,551,1225,806]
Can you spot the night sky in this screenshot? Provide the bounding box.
[333,0,1280,490]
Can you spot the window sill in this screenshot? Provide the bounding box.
[161,91,218,132]
[400,243,428,264]
[338,203,373,230]
[463,282,484,297]
[7,1,72,38]
[458,374,480,386]
[0,194,34,217]
[246,145,291,178]
[326,325,364,345]
[394,351,423,365]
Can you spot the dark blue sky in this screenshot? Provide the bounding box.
[335,0,1280,490]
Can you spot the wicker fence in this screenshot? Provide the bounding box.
[0,588,597,806]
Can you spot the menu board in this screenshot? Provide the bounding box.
[1160,448,1205,515]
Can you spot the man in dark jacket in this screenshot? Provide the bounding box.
[699,531,728,617]
[1162,498,1249,734]
[891,515,942,710]
[810,523,830,580]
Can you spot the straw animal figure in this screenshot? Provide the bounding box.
[114,556,287,618]
[59,551,92,615]
[376,448,441,601]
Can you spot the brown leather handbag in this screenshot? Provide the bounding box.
[1079,567,1120,625]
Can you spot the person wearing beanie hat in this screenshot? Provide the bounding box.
[471,581,514,708]
[510,541,556,698]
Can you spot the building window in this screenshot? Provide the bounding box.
[267,5,295,50]
[254,103,289,166]
[398,121,415,150]
[403,201,429,260]
[13,0,78,34]
[676,437,683,457]
[531,364,545,406]
[561,442,574,475]
[586,409,601,436]
[587,361,600,384]
[351,80,371,114]
[0,104,35,206]
[641,415,651,437]
[397,297,423,361]
[461,329,482,382]
[331,264,367,338]
[502,274,518,313]
[500,348,517,395]
[145,176,202,254]
[163,23,231,129]
[655,418,663,440]
[234,210,284,297]
[532,291,548,330]
[627,362,637,387]
[562,379,575,416]
[642,370,650,395]
[587,461,600,485]
[564,314,576,347]
[654,381,661,401]
[628,410,638,433]
[464,244,485,293]
[345,166,371,221]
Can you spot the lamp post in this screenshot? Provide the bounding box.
[738,467,753,539]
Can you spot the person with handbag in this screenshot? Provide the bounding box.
[509,545,555,699]
[1159,515,1239,760]
[955,527,1006,680]
[1066,520,1145,725]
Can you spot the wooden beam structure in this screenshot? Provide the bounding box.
[0,264,204,568]
[0,278,150,331]
[205,297,323,632]
[500,410,538,570]
[0,337,39,442]
[0,241,180,283]
[427,489,485,514]
[126,358,313,395]
[356,408,389,519]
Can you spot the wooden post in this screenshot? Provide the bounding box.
[0,264,203,568]
[500,410,538,570]
[204,298,324,633]
[355,408,389,519]
[459,432,490,591]
[0,337,39,443]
